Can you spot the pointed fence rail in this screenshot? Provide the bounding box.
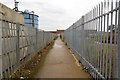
[64,0,120,79]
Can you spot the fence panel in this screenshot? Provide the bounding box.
[64,1,119,79]
[0,3,56,79]
[0,20,56,78]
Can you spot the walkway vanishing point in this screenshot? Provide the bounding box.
[1,1,120,79]
[34,37,91,79]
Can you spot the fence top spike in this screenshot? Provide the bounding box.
[104,0,106,2]
[101,1,103,4]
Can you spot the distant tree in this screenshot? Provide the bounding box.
[108,24,115,32]
[108,24,118,43]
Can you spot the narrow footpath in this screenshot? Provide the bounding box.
[34,38,90,78]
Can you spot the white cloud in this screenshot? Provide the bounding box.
[0,0,104,31]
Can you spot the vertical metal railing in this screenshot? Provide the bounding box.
[118,1,120,79]
[64,0,120,79]
[0,10,2,79]
[16,23,20,66]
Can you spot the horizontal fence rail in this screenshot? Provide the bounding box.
[0,3,56,79]
[64,0,120,79]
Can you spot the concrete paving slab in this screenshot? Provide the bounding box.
[34,38,91,78]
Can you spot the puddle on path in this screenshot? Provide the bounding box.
[53,43,62,48]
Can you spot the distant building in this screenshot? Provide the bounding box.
[57,30,64,40]
[49,31,57,34]
[57,30,64,34]
[48,30,64,34]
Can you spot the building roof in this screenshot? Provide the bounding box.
[57,30,65,33]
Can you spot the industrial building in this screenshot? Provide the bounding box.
[20,11,39,29]
[14,0,39,29]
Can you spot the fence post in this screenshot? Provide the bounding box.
[117,1,120,79]
[16,23,20,65]
[0,14,2,79]
[82,16,84,55]
[36,28,38,52]
[81,16,85,66]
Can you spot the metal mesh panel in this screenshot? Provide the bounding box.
[0,3,56,79]
[0,20,56,78]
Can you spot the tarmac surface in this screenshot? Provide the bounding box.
[34,38,91,78]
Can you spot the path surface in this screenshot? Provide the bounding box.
[34,38,91,78]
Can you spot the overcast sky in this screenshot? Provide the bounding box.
[1,0,104,31]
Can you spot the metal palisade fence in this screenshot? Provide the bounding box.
[64,0,120,79]
[0,3,56,79]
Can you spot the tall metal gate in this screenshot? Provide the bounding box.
[64,1,120,79]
